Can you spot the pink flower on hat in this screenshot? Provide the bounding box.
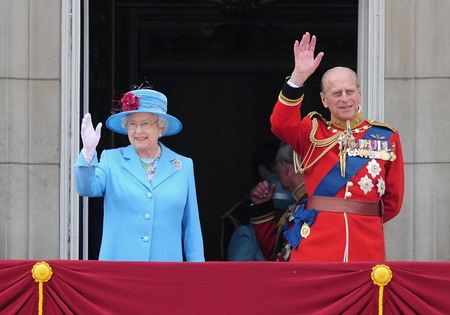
[120,92,140,112]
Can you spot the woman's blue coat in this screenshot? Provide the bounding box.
[75,142,204,262]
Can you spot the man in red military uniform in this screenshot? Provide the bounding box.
[270,32,404,262]
[247,142,309,261]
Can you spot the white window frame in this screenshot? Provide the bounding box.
[60,0,81,259]
[59,0,385,260]
[358,0,385,121]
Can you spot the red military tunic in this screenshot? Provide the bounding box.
[270,83,404,262]
[251,186,308,262]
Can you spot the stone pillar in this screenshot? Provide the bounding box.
[0,0,61,259]
[384,0,450,261]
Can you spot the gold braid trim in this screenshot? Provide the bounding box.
[276,208,292,233]
[291,182,306,202]
[306,111,326,121]
[293,151,302,174]
[251,211,276,224]
[294,118,341,173]
[368,120,397,132]
[278,92,304,105]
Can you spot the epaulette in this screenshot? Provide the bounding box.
[307,111,328,123]
[367,119,396,132]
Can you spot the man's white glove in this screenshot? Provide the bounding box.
[81,113,102,164]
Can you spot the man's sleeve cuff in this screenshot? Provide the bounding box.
[279,78,305,106]
[251,211,276,224]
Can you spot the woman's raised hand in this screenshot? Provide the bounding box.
[81,113,102,163]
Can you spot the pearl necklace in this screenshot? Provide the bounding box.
[139,145,161,163]
[139,145,161,182]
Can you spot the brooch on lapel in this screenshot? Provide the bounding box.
[172,157,182,170]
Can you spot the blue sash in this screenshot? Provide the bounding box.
[284,125,394,249]
[314,125,393,196]
[283,203,318,249]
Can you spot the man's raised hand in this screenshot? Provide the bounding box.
[289,32,324,86]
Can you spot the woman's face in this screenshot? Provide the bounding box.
[126,112,162,156]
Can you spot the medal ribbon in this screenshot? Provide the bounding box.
[283,204,319,249]
[313,126,393,197]
[283,126,394,249]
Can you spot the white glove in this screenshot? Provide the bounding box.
[81,113,102,164]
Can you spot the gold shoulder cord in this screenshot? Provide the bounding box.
[294,118,341,174]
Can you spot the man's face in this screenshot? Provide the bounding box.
[320,69,361,122]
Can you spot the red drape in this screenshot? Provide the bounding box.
[1,260,449,314]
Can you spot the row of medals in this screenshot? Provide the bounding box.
[335,126,396,162]
[297,126,397,241]
[345,136,396,161]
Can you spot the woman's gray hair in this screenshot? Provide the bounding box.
[121,114,169,136]
[275,142,294,165]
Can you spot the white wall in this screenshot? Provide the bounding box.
[0,0,61,259]
[1,0,449,261]
[384,0,450,261]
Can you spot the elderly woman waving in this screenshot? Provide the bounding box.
[75,86,205,262]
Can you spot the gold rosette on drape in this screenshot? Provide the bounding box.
[32,261,53,315]
[371,264,393,315]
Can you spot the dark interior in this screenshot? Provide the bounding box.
[83,0,358,261]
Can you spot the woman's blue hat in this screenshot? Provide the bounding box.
[105,89,182,136]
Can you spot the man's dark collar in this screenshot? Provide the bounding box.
[292,183,306,202]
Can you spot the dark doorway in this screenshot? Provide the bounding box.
[86,0,358,261]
